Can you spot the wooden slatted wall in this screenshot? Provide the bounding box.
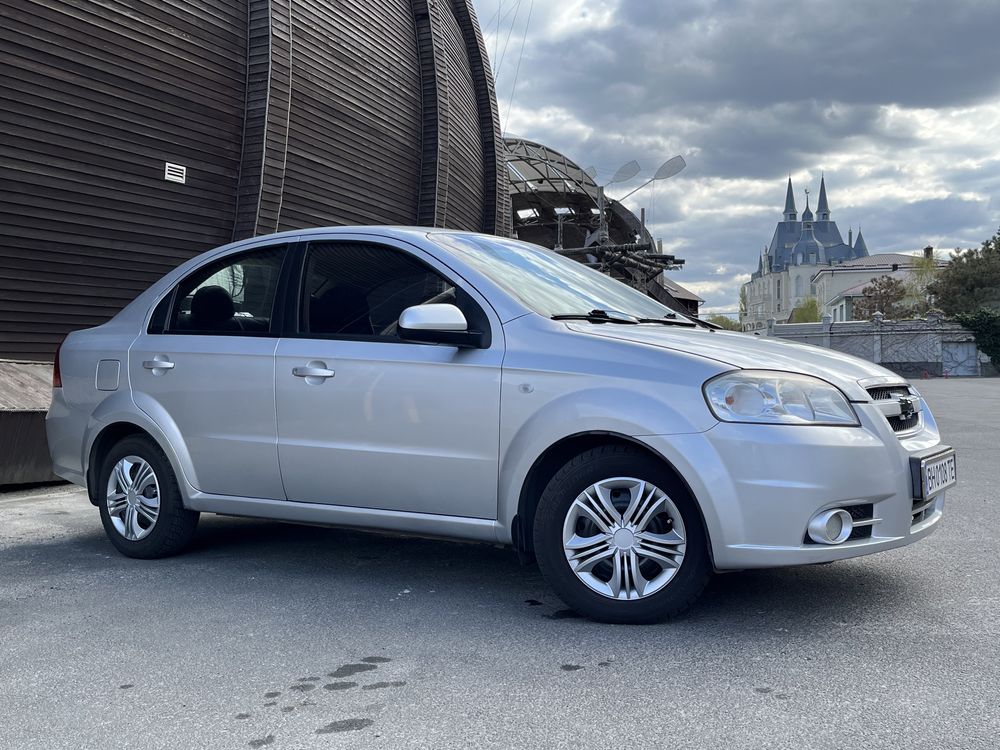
[410,0,449,229]
[0,0,506,361]
[233,0,293,239]
[451,0,508,236]
[437,5,484,232]
[0,0,248,360]
[275,0,424,230]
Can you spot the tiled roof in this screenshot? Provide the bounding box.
[821,252,926,270]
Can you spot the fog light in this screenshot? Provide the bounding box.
[807,509,853,545]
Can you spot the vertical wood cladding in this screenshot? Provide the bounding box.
[410,0,450,229]
[0,0,247,360]
[451,0,509,236]
[404,0,506,235]
[1,0,505,360]
[437,4,484,233]
[233,0,292,239]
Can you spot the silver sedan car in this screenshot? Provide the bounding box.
[46,228,956,623]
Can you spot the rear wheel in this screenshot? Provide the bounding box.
[97,435,198,558]
[533,444,711,623]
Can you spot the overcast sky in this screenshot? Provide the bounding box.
[475,0,1000,312]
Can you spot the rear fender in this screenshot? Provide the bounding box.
[87,391,197,501]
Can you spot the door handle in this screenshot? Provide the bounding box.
[142,359,175,370]
[292,363,335,379]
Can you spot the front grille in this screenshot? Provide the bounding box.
[867,385,910,401]
[888,412,920,433]
[803,503,875,544]
[866,383,921,436]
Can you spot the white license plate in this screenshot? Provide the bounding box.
[921,451,957,500]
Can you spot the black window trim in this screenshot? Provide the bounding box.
[147,242,296,338]
[146,286,177,335]
[283,238,493,347]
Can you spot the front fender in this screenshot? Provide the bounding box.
[496,384,715,540]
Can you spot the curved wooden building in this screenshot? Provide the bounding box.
[0,0,508,361]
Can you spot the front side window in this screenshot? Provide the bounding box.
[299,241,475,339]
[167,245,285,335]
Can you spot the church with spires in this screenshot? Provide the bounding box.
[741,176,872,330]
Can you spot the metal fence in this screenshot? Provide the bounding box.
[765,312,992,378]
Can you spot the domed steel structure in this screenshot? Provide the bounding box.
[505,137,651,249]
[504,137,702,315]
[0,0,508,360]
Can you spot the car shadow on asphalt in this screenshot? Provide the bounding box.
[5,511,917,633]
[195,516,915,623]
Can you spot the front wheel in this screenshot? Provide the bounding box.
[97,435,199,559]
[533,445,711,624]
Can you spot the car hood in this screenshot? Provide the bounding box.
[565,323,900,400]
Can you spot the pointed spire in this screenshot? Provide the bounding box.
[801,189,813,223]
[854,227,869,256]
[783,177,797,221]
[817,174,830,220]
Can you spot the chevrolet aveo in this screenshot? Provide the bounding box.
[46,228,957,623]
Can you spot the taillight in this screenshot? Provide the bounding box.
[53,342,63,388]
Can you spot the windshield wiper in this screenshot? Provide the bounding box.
[635,316,698,327]
[551,309,639,324]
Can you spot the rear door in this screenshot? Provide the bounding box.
[128,243,288,499]
[274,237,503,519]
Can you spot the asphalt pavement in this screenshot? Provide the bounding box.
[1,378,998,749]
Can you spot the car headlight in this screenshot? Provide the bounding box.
[703,371,859,426]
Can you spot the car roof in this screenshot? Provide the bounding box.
[228,225,487,246]
[111,226,532,328]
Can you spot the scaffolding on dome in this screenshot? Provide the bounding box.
[503,137,702,315]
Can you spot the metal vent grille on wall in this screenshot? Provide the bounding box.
[164,162,187,184]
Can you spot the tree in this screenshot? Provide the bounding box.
[852,275,909,320]
[955,309,1000,368]
[788,296,820,323]
[705,314,742,331]
[929,227,1000,316]
[931,228,1000,370]
[903,253,940,316]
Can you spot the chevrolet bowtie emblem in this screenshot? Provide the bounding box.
[899,395,916,420]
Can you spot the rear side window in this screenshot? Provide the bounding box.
[299,242,459,339]
[166,245,286,335]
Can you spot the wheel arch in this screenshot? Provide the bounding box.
[512,432,712,565]
[85,421,175,507]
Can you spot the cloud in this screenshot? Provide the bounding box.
[478,0,1000,310]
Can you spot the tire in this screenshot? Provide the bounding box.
[96,434,199,559]
[533,444,711,624]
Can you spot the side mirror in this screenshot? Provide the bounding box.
[398,304,488,348]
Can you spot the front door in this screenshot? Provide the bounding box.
[274,238,502,519]
[128,244,287,499]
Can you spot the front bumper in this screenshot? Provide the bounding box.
[638,401,948,570]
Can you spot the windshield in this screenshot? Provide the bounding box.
[432,233,675,320]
